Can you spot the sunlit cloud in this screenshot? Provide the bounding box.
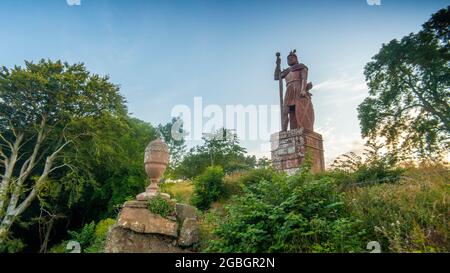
[314,77,367,93]
[316,118,365,166]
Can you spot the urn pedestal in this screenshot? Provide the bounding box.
[271,128,325,174]
[104,138,201,253]
[136,138,170,201]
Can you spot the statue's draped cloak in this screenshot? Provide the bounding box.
[283,63,314,131]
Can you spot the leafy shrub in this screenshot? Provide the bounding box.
[0,236,25,253]
[239,168,277,188]
[48,241,69,253]
[173,129,256,179]
[223,172,244,197]
[94,218,115,239]
[147,195,174,218]
[202,158,449,253]
[67,221,96,251]
[206,164,366,253]
[192,166,225,210]
[331,143,404,186]
[64,218,116,253]
[85,218,116,253]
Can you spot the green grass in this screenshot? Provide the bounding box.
[160,180,194,204]
[344,164,449,252]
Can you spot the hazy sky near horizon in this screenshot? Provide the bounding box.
[0,0,448,164]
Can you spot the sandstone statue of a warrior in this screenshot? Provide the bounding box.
[274,50,314,132]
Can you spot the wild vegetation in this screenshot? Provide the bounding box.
[0,6,448,253]
[176,157,449,253]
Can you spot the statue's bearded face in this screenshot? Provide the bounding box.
[287,55,298,66]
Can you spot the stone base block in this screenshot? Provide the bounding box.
[271,128,325,174]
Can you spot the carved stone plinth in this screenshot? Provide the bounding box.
[271,128,325,174]
[104,200,200,253]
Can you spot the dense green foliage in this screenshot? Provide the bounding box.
[0,59,183,252]
[51,218,115,253]
[205,162,366,253]
[0,59,127,249]
[192,166,225,210]
[68,116,157,218]
[0,236,25,253]
[147,195,174,218]
[358,7,449,159]
[201,160,448,253]
[329,142,404,186]
[173,129,256,179]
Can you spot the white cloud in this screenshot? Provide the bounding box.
[316,118,365,166]
[314,77,367,93]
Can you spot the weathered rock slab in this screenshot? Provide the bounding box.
[178,218,200,247]
[175,203,198,222]
[123,200,147,209]
[104,226,187,253]
[117,207,178,237]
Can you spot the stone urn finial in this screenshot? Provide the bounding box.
[136,138,170,201]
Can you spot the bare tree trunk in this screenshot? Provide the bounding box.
[0,133,24,213]
[0,213,14,243]
[0,132,71,244]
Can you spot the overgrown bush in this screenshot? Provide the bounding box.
[0,236,25,253]
[192,166,225,210]
[345,164,449,252]
[205,164,366,253]
[223,172,244,198]
[67,221,96,251]
[330,143,405,186]
[201,159,449,253]
[239,167,277,188]
[51,218,116,253]
[147,195,174,217]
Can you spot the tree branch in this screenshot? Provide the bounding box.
[10,138,74,218]
[0,133,24,215]
[0,132,13,150]
[400,66,450,131]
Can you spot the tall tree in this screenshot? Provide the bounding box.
[358,6,449,158]
[174,128,255,179]
[0,60,126,243]
[157,117,186,169]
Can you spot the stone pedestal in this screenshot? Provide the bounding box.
[271,128,325,174]
[104,200,199,253]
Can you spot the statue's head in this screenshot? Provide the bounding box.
[287,49,299,66]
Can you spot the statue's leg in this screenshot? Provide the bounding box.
[289,105,297,129]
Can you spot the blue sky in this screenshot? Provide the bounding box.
[0,0,448,163]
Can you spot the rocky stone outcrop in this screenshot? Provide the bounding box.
[117,206,178,237]
[175,203,198,222]
[104,226,186,253]
[104,199,200,253]
[178,217,200,247]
